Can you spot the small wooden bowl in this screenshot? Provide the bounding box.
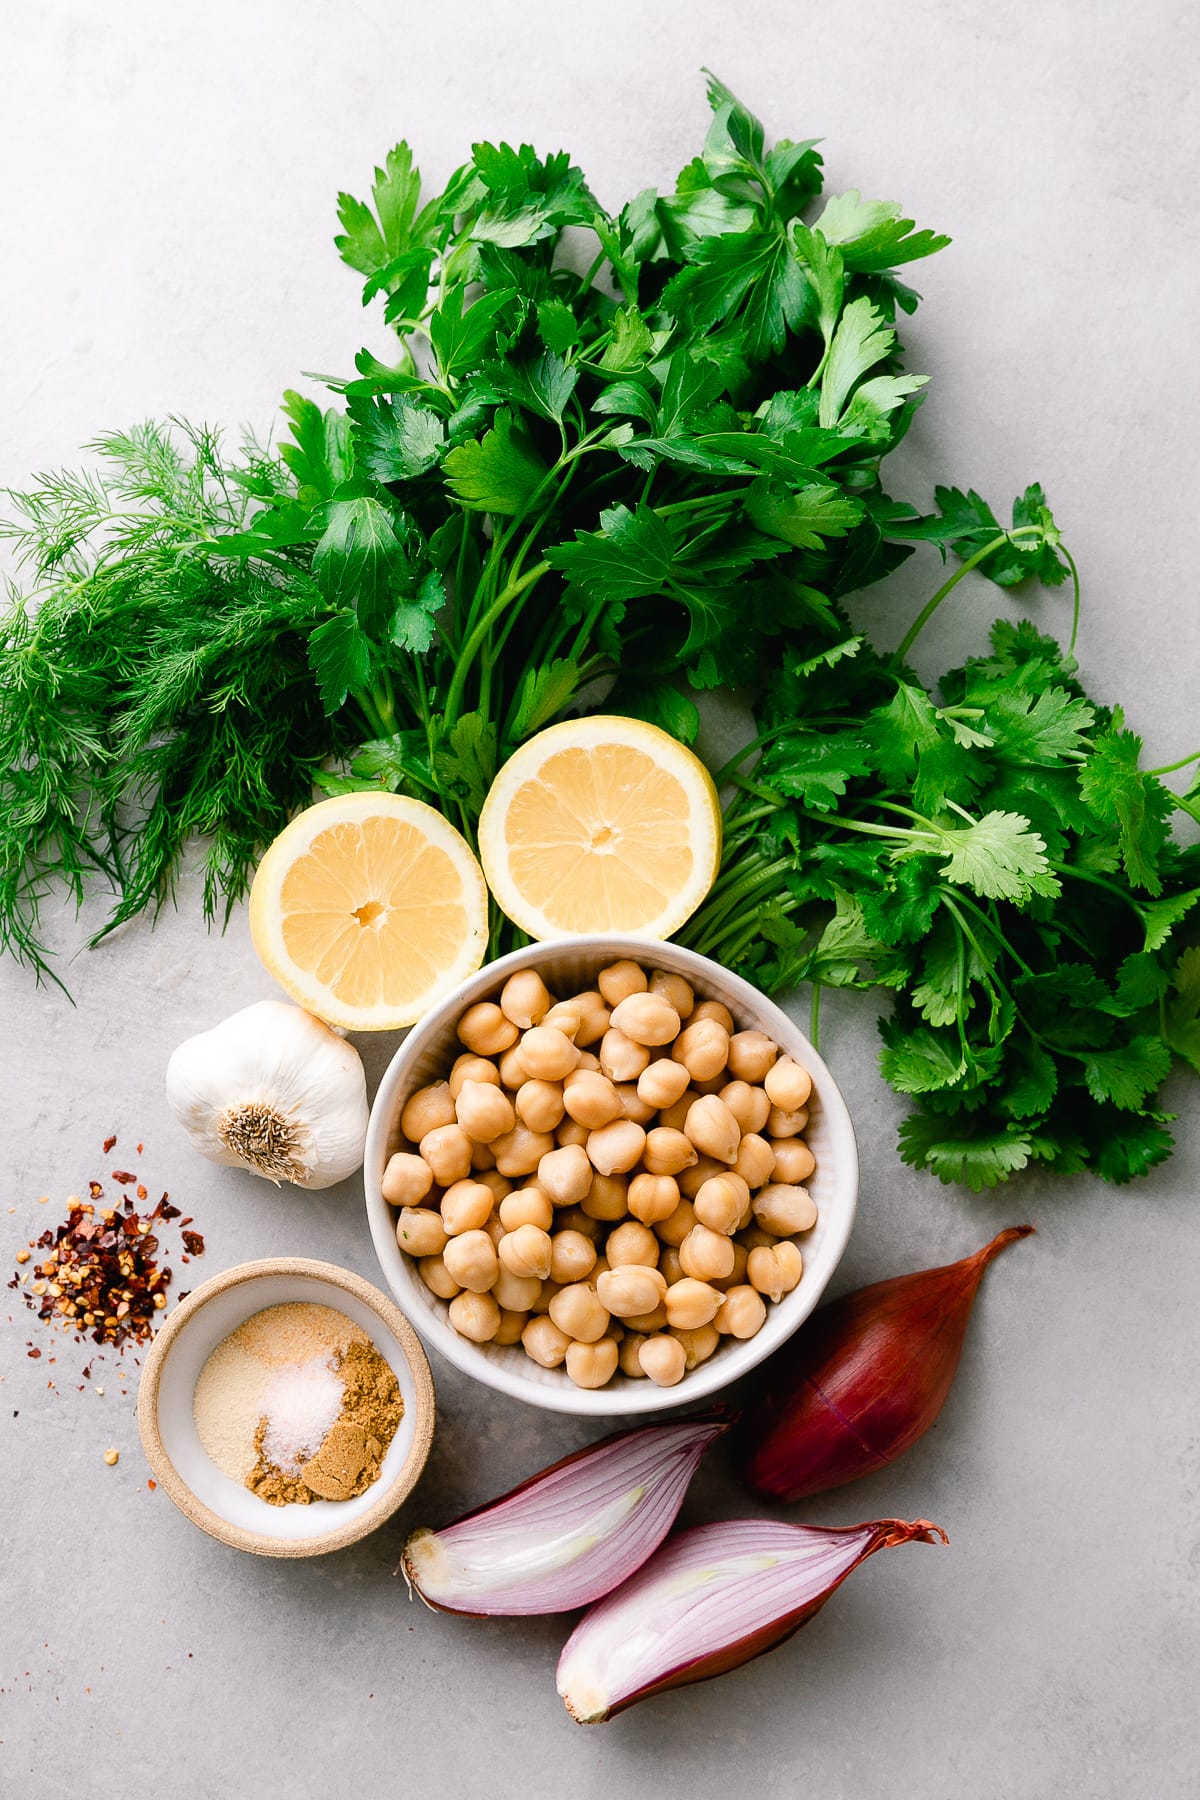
[137,1258,435,1558]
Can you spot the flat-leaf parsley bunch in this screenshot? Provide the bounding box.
[2,75,1196,1189]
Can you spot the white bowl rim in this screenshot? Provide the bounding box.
[364,934,858,1416]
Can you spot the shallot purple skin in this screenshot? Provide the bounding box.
[556,1515,947,1722]
[740,1225,1034,1501]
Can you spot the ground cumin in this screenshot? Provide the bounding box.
[247,1340,403,1506]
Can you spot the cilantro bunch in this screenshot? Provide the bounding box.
[2,75,1196,1189]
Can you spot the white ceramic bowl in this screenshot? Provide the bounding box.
[137,1258,435,1556]
[365,937,858,1416]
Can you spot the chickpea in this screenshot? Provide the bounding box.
[605,1219,660,1268]
[448,1053,502,1100]
[440,1179,496,1236]
[608,991,681,1047]
[691,1073,729,1097]
[420,1123,474,1186]
[636,1056,692,1111]
[658,1089,700,1132]
[617,1083,657,1125]
[596,1265,668,1319]
[771,1138,816,1183]
[530,1279,562,1314]
[655,1197,698,1248]
[518,1025,581,1082]
[565,990,611,1046]
[598,959,647,1006]
[753,1184,818,1235]
[587,1119,646,1176]
[419,1254,460,1300]
[498,1045,528,1089]
[690,998,734,1032]
[515,1079,565,1134]
[733,1133,776,1189]
[648,969,694,1018]
[618,1332,650,1377]
[719,1080,771,1136]
[454,1080,515,1143]
[562,1070,624,1129]
[497,1222,553,1280]
[579,1175,629,1223]
[738,1225,778,1252]
[622,1302,669,1334]
[767,1104,809,1139]
[638,1334,687,1387]
[599,1027,650,1082]
[549,1282,611,1344]
[672,1323,720,1370]
[587,1254,610,1287]
[549,1229,598,1286]
[395,1207,447,1258]
[494,1308,529,1347]
[522,1314,570,1368]
[493,1267,542,1312]
[381,1151,434,1208]
[715,1285,768,1339]
[712,1240,750,1291]
[442,1229,499,1292]
[671,1018,730,1084]
[537,1143,593,1206]
[478,1168,512,1205]
[482,1212,506,1247]
[684,1095,741,1164]
[499,967,552,1029]
[679,1223,736,1282]
[747,1240,804,1303]
[556,1118,590,1148]
[678,1155,723,1198]
[447,1290,502,1342]
[469,1139,497,1172]
[664,1278,723,1330]
[693,1172,750,1236]
[764,1055,813,1112]
[657,1246,684,1287]
[458,1002,519,1057]
[574,1049,602,1074]
[401,1081,455,1143]
[628,1172,681,1227]
[498,1186,554,1232]
[642,1126,699,1177]
[566,1338,619,1389]
[555,1204,605,1241]
[492,1124,555,1177]
[540,1000,584,1039]
[726,1029,779,1084]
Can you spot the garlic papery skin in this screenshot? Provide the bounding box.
[165,1000,369,1189]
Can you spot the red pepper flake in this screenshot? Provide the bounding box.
[147,1478,157,1490]
[102,1136,117,1155]
[181,1231,205,1257]
[136,1144,144,1155]
[111,1172,137,1186]
[27,1349,41,1359]
[88,1182,103,1200]
[136,1185,147,1201]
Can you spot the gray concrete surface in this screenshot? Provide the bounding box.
[2,3,1197,1795]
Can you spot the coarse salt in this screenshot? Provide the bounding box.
[260,1357,344,1473]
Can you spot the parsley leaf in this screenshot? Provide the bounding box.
[442,410,547,514]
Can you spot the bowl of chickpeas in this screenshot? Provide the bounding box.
[363,937,857,1415]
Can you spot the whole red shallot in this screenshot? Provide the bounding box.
[740,1225,1034,1501]
[557,1516,947,1723]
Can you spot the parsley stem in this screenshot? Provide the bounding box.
[894,528,1047,662]
[444,562,551,727]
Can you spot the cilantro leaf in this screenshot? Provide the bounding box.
[442,410,548,514]
[762,730,873,811]
[878,1018,967,1093]
[903,811,1060,904]
[1082,1035,1173,1110]
[1165,945,1200,1074]
[1078,711,1173,895]
[897,1114,1034,1190]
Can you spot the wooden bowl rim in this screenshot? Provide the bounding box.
[137,1257,436,1558]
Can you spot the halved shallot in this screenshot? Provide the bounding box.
[400,1416,728,1616]
[556,1515,947,1722]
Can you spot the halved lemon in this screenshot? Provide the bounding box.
[248,792,489,1029]
[477,716,721,941]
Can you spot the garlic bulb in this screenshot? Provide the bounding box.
[165,1001,369,1189]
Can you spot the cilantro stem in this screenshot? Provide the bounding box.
[1063,544,1082,657]
[1147,750,1200,778]
[809,981,821,1049]
[894,528,1048,662]
[1050,862,1147,917]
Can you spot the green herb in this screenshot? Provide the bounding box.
[2,77,1195,1189]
